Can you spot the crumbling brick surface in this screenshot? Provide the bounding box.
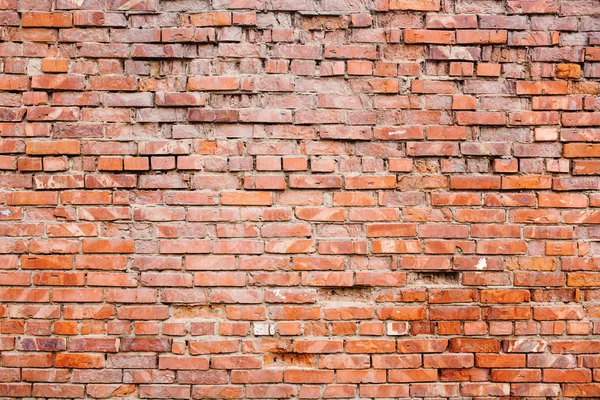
[1,0,600,397]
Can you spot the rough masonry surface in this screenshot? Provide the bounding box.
[1,0,600,398]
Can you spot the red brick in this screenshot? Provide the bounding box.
[404,30,455,44]
[187,76,239,91]
[457,30,507,44]
[517,81,568,95]
[491,368,541,382]
[32,75,83,91]
[26,140,79,155]
[22,12,72,27]
[389,0,439,10]
[55,353,104,368]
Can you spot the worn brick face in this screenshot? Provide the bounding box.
[0,0,599,398]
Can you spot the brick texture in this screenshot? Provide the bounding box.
[1,0,600,398]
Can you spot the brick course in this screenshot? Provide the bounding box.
[1,0,600,398]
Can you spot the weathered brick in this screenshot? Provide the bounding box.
[0,0,596,394]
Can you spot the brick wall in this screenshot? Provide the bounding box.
[1,0,600,397]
